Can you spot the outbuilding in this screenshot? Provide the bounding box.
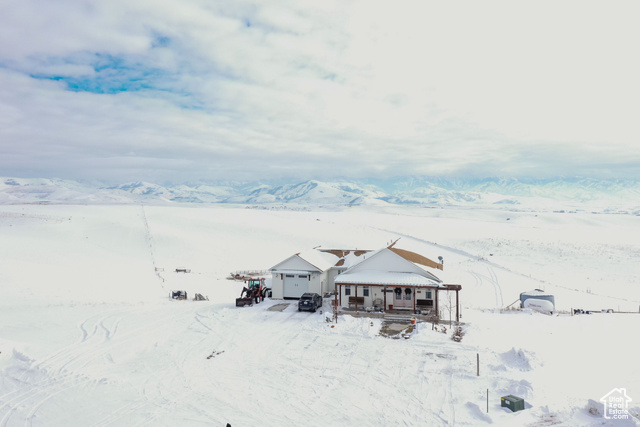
[520,289,555,309]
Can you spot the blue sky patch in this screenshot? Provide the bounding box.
[30,53,170,94]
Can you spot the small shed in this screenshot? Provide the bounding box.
[520,289,555,308]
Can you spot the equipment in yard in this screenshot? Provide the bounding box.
[501,395,525,412]
[171,290,187,300]
[520,289,555,313]
[194,293,208,301]
[236,278,270,307]
[523,298,555,314]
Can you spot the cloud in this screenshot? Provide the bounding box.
[1,0,639,184]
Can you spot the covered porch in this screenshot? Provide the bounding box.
[334,278,462,322]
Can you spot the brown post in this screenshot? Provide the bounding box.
[456,289,460,323]
[334,281,338,324]
[413,286,416,313]
[435,288,439,319]
[355,285,359,312]
[338,284,342,307]
[384,285,387,311]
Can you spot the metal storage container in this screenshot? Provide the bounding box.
[501,395,525,412]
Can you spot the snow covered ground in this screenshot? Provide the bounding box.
[0,203,639,426]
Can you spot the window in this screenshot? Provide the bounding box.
[285,274,294,278]
[426,290,432,299]
[345,286,351,296]
[363,287,370,297]
[404,288,412,300]
[298,275,307,279]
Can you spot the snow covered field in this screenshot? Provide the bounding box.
[1,203,639,426]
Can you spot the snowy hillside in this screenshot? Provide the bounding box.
[1,177,640,213]
[106,181,237,203]
[0,178,131,204]
[1,203,639,426]
[225,180,388,206]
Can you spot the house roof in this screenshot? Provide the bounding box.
[318,249,372,267]
[270,248,370,273]
[335,247,443,286]
[335,270,442,287]
[271,245,444,277]
[269,253,324,273]
[388,248,443,270]
[296,249,340,271]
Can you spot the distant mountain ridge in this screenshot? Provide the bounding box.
[1,177,639,212]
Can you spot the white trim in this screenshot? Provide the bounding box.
[336,270,442,287]
[271,270,317,276]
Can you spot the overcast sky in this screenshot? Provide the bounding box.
[1,1,639,184]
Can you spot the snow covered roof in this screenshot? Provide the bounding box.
[335,270,443,287]
[317,248,371,269]
[335,247,443,283]
[271,246,442,277]
[520,289,553,297]
[270,248,370,273]
[295,249,337,271]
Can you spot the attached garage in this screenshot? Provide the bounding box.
[270,248,371,300]
[283,274,309,298]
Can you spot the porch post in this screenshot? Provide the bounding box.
[339,284,342,307]
[413,286,416,314]
[435,288,439,319]
[355,285,359,312]
[383,286,386,311]
[456,289,460,323]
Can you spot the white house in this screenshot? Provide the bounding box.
[334,247,461,319]
[269,248,370,299]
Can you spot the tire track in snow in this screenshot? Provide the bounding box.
[89,305,217,427]
[466,265,503,309]
[0,311,124,426]
[140,205,165,287]
[0,306,189,427]
[113,305,249,426]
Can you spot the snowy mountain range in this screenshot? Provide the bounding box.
[2,176,640,212]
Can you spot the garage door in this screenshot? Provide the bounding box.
[283,274,309,298]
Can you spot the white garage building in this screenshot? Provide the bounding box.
[270,249,370,299]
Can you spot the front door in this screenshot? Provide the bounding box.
[394,287,413,308]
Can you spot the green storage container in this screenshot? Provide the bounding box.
[501,395,525,412]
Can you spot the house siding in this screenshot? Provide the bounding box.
[271,273,284,299]
[337,283,436,311]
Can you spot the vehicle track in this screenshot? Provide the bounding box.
[0,306,190,426]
